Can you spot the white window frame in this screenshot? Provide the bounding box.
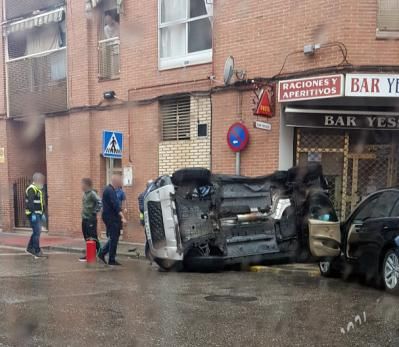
[158,0,213,70]
[376,0,399,39]
[106,158,122,184]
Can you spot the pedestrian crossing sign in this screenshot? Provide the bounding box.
[102,131,123,159]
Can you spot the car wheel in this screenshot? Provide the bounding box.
[319,257,341,278]
[154,258,183,272]
[144,241,153,261]
[382,249,399,295]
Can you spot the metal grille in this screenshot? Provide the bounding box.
[298,129,345,150]
[378,0,399,31]
[13,176,31,228]
[98,38,120,80]
[7,49,67,116]
[160,96,191,141]
[5,0,64,20]
[296,129,399,220]
[148,201,166,248]
[297,129,345,217]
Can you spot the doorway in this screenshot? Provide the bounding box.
[296,129,399,219]
[13,176,31,227]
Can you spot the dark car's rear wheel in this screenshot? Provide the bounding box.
[382,249,399,295]
[319,257,341,278]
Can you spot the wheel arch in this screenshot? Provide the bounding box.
[379,241,397,272]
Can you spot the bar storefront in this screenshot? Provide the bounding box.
[279,73,399,219]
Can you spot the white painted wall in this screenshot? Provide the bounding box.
[278,108,294,170]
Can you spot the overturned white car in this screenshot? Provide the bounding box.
[144,165,341,271]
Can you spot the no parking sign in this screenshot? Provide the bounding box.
[227,122,249,152]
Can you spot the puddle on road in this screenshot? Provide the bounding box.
[204,295,258,303]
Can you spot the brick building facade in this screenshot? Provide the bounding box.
[1,0,399,242]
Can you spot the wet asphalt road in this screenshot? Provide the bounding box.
[0,246,398,347]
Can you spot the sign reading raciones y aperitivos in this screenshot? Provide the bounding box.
[278,74,344,102]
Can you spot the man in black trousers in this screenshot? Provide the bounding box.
[98,174,127,266]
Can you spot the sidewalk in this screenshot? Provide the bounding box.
[0,231,145,259]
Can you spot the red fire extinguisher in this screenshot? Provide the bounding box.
[86,240,97,263]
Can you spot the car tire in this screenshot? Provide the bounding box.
[382,249,399,295]
[154,258,183,272]
[144,241,154,261]
[319,257,341,278]
[171,168,211,186]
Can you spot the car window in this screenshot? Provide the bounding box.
[308,193,338,222]
[390,196,399,217]
[353,195,380,222]
[355,192,399,221]
[374,192,399,218]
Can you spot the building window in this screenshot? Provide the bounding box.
[158,0,213,70]
[377,0,399,36]
[160,96,191,141]
[98,1,120,79]
[5,7,68,116]
[106,158,122,184]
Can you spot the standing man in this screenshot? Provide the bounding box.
[116,184,127,215]
[80,178,102,262]
[103,13,120,39]
[25,173,46,258]
[115,182,127,240]
[98,174,127,266]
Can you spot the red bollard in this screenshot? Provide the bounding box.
[86,240,97,263]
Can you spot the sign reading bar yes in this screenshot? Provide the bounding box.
[346,74,399,97]
[285,113,399,130]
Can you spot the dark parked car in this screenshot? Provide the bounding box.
[319,188,399,295]
[143,164,341,271]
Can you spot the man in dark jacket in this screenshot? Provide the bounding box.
[79,178,102,262]
[25,172,46,258]
[98,174,127,266]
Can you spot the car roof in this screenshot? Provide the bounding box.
[366,187,399,197]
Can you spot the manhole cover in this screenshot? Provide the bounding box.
[205,295,258,303]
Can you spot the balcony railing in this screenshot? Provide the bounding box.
[5,0,65,20]
[7,48,67,117]
[98,37,120,80]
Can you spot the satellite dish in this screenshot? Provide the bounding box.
[224,56,235,85]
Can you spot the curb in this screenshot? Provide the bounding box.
[43,245,147,260]
[249,264,320,277]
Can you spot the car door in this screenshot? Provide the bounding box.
[344,191,399,260]
[307,192,341,257]
[383,197,399,243]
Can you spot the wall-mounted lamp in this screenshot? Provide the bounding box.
[103,91,116,100]
[303,43,321,56]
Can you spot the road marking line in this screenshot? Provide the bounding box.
[0,245,27,251]
[249,265,320,277]
[0,249,69,257]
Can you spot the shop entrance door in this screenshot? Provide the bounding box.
[13,176,31,228]
[296,129,399,220]
[345,144,396,217]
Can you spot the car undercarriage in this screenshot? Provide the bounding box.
[144,164,340,271]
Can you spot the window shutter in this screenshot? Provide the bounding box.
[378,0,399,31]
[161,96,191,141]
